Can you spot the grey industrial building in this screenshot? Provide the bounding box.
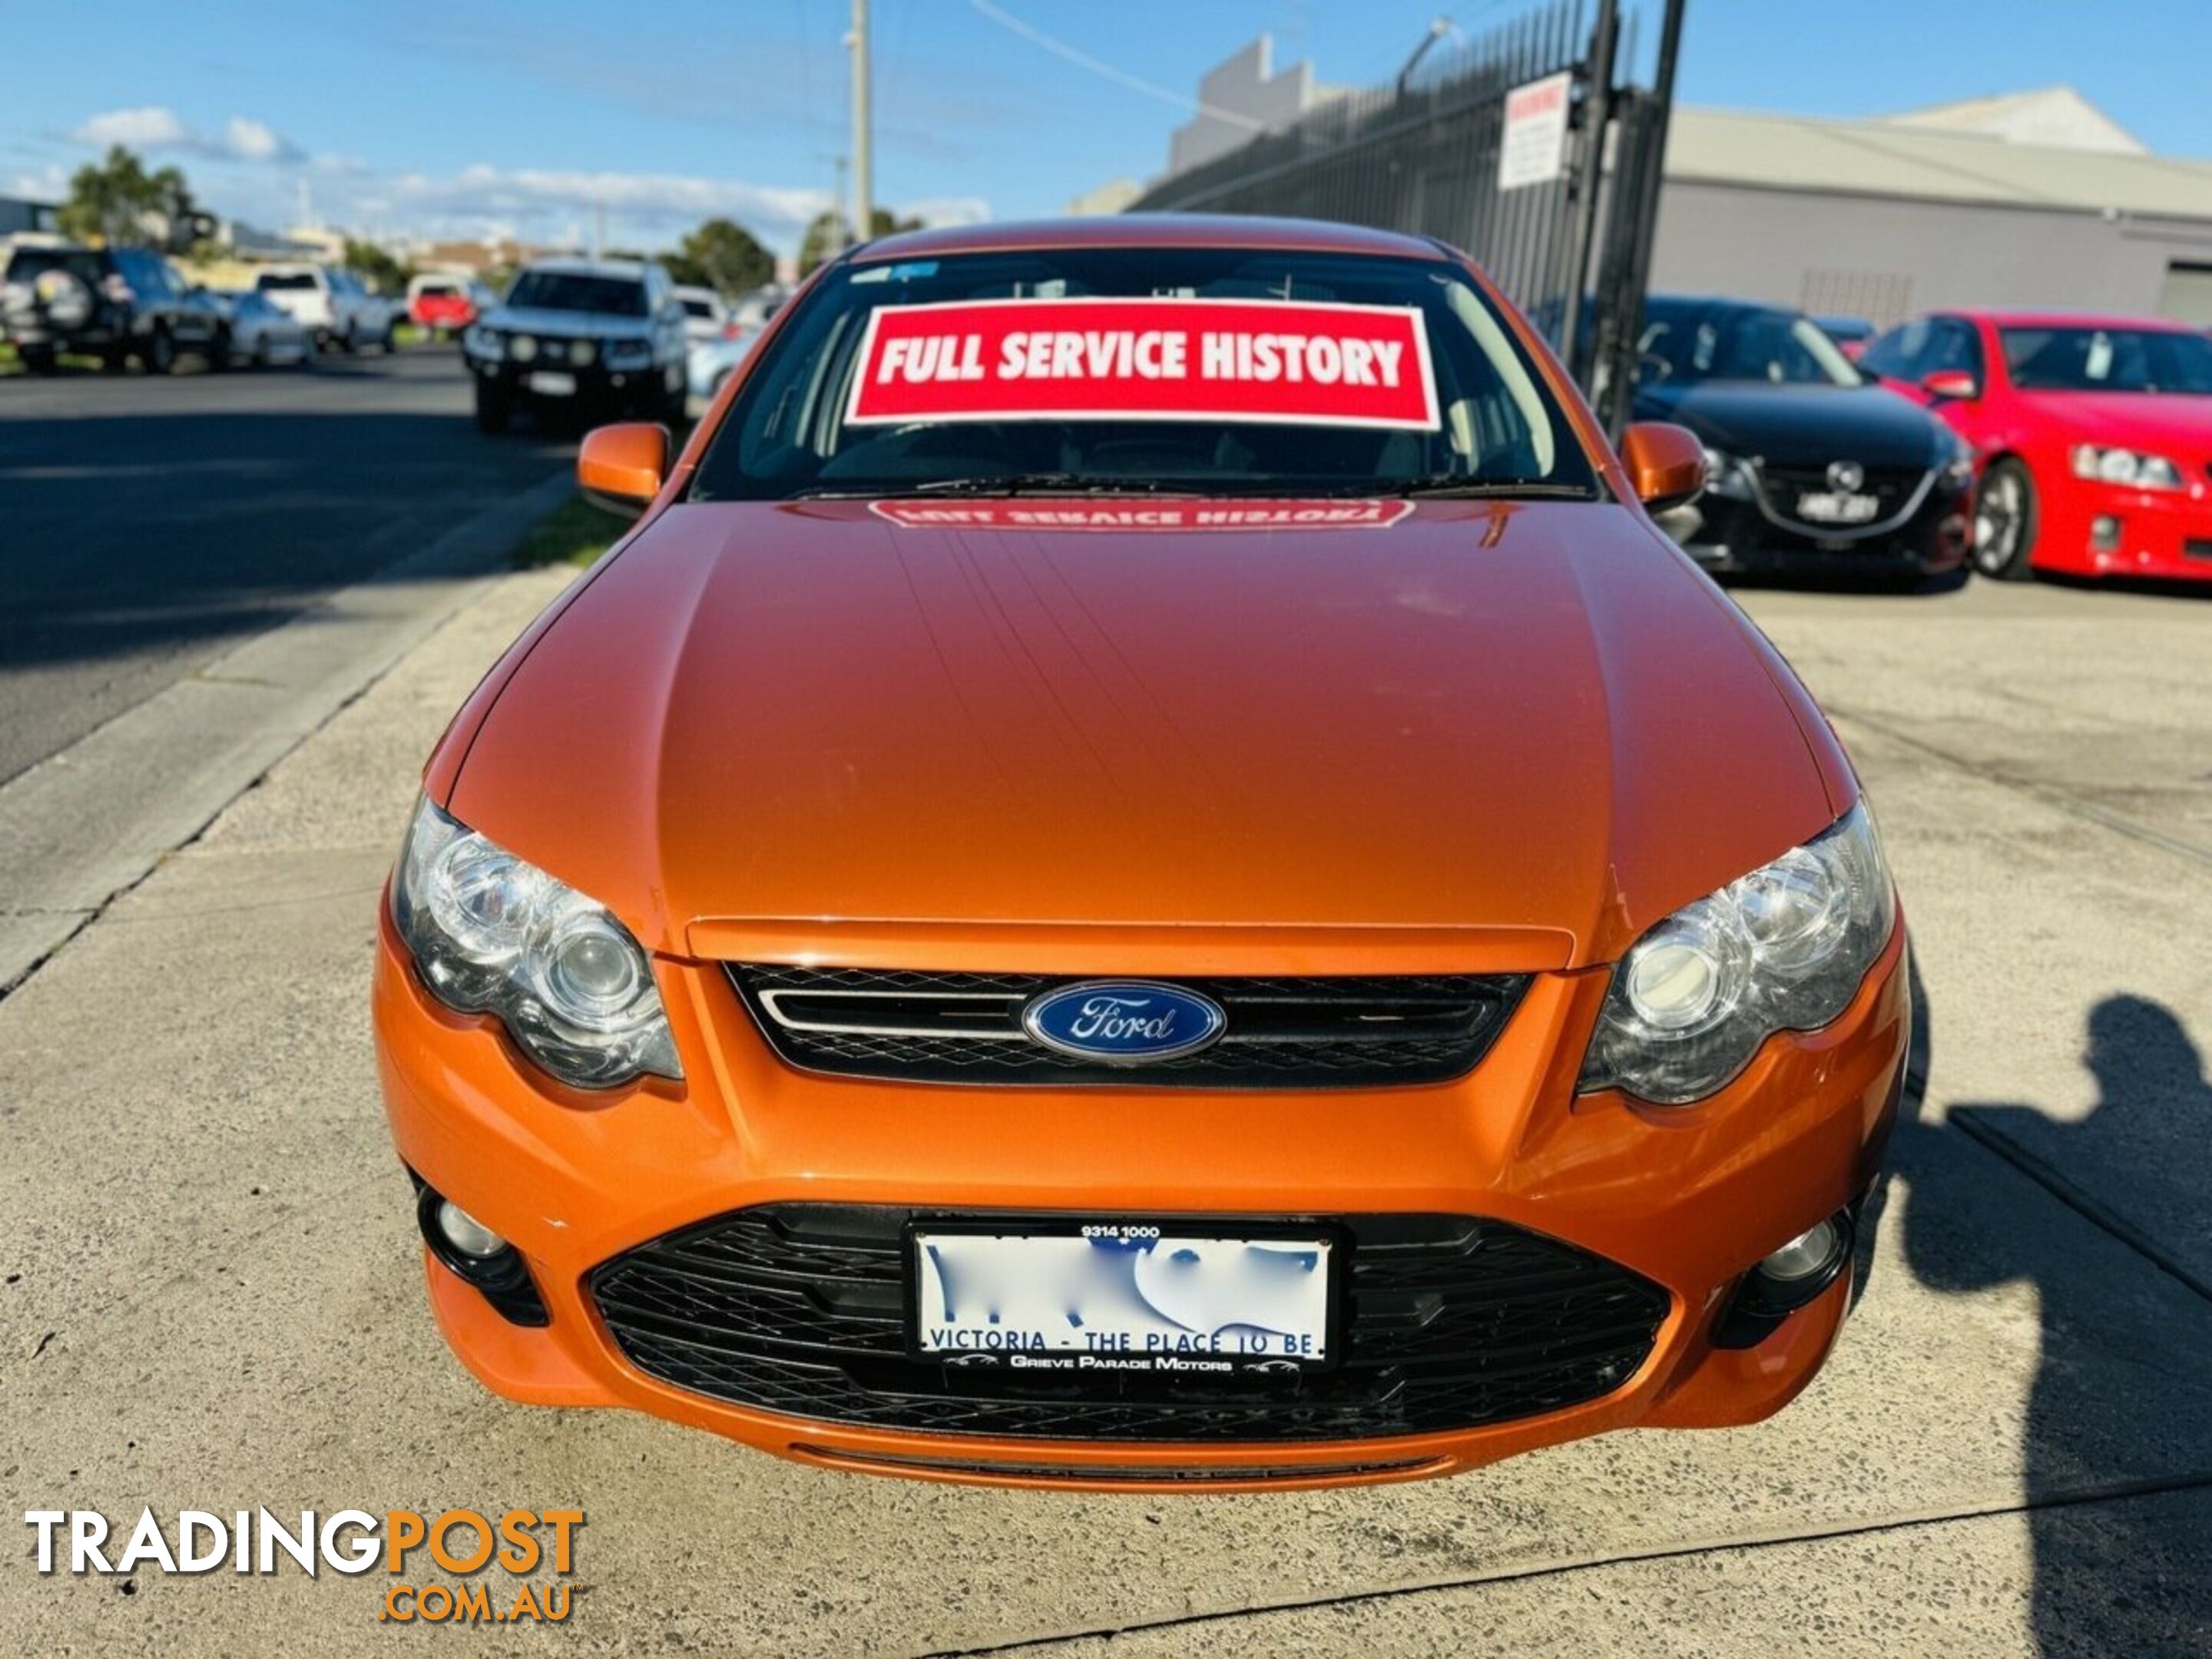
[1651,88,2212,326]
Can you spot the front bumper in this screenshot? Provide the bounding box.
[465,347,665,409]
[373,903,1909,1490]
[1667,472,1972,578]
[2034,475,2212,582]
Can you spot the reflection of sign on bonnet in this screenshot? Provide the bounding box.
[869,499,1417,533]
[846,297,1439,430]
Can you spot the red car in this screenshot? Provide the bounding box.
[1862,311,2212,583]
[407,273,481,335]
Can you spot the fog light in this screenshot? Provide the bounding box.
[1712,1207,1856,1349]
[412,1181,548,1326]
[2091,515,2121,551]
[436,1200,505,1259]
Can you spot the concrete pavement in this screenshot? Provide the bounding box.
[0,568,2207,1654]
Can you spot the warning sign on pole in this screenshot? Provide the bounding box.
[1498,71,1572,191]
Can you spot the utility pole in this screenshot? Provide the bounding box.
[848,0,873,245]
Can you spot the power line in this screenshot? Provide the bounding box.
[967,0,1270,131]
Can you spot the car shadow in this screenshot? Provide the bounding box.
[1864,964,2212,1650]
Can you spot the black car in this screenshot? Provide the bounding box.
[460,258,689,432]
[0,242,227,373]
[1634,296,1974,581]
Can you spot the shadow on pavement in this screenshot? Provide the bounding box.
[1868,963,2212,1652]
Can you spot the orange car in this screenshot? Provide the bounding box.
[373,217,1909,1491]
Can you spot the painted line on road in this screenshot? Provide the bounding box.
[920,1468,2212,1657]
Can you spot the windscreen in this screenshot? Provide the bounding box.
[1642,304,1863,387]
[256,271,317,291]
[688,247,1594,501]
[680,297,717,319]
[505,271,648,317]
[2000,326,2212,394]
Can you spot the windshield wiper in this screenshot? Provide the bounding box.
[909,474,1203,497]
[1306,477,1598,500]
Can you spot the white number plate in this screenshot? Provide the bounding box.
[527,371,578,396]
[1796,489,1879,524]
[912,1225,1333,1371]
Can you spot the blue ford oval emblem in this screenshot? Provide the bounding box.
[1022,980,1227,1064]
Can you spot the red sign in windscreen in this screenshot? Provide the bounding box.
[845,297,1439,431]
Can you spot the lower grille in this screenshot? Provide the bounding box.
[729,966,1528,1088]
[790,1446,1445,1482]
[590,1205,1671,1442]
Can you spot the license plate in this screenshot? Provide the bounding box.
[1796,489,1879,524]
[912,1223,1334,1373]
[528,371,577,396]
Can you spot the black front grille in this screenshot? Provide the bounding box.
[728,965,1528,1088]
[590,1205,1671,1442]
[790,1446,1445,1482]
[1756,462,1929,532]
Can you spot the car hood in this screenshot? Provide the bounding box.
[480,304,654,341]
[1638,382,1942,468]
[448,499,1847,969]
[2017,390,2212,450]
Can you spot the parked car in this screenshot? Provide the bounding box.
[1813,314,1875,359]
[215,288,313,368]
[1633,294,1975,582]
[1,240,227,373]
[253,263,396,353]
[685,324,760,406]
[460,257,687,432]
[377,216,1908,1491]
[407,272,481,336]
[1863,310,2212,583]
[672,283,730,346]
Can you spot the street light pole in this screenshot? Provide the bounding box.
[849,0,873,245]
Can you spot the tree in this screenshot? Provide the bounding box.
[668,217,774,297]
[342,238,412,297]
[797,206,925,277]
[58,146,197,247]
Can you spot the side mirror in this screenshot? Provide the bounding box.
[1920,369,1978,401]
[1619,421,1707,514]
[578,422,670,518]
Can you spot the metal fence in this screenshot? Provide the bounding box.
[1127,0,1684,433]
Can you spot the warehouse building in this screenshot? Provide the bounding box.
[1651,88,2212,326]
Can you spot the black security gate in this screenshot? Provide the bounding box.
[1128,0,1685,435]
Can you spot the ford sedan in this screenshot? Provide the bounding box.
[373,216,1909,1490]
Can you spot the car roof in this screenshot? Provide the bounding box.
[524,257,650,280]
[1948,308,2203,333]
[849,214,1452,264]
[1647,293,1797,316]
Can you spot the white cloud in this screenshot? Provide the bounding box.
[71,106,192,149]
[900,196,993,229]
[68,104,300,164]
[392,163,832,240]
[223,117,291,163]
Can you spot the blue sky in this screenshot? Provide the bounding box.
[5,1,2207,256]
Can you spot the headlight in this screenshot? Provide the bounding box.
[391,797,681,1089]
[510,333,538,363]
[1700,447,1754,501]
[1578,802,1895,1105]
[2071,445,2181,491]
[462,324,502,359]
[1938,436,1975,491]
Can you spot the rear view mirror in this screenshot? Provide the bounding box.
[577,423,671,518]
[1619,422,1707,515]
